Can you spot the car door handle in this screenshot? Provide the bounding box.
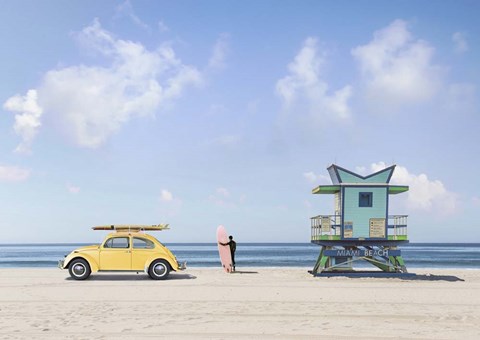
[125,250,131,253]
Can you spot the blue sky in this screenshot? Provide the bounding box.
[1,1,479,243]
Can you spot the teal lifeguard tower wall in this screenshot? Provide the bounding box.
[310,164,410,275]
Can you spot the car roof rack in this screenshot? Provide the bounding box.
[92,224,170,232]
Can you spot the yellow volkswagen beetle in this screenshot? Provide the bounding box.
[58,224,186,280]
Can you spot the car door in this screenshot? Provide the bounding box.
[131,237,156,271]
[99,236,132,270]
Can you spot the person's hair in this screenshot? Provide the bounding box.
[229,235,233,240]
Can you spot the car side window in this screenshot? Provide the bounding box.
[104,237,129,249]
[133,237,155,249]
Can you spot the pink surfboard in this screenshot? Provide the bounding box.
[217,225,233,273]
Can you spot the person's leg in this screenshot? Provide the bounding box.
[231,251,235,271]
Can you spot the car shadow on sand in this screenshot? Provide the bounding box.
[65,273,197,281]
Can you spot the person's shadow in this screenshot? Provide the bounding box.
[231,270,258,274]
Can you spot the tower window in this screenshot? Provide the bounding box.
[359,192,373,207]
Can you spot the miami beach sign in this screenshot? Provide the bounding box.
[324,249,401,257]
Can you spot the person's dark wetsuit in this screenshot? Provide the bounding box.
[228,237,236,271]
[221,235,236,271]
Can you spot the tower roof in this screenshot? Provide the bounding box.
[312,164,409,195]
[328,164,395,184]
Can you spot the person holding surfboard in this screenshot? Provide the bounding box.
[219,235,236,272]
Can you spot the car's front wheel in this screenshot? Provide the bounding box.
[148,259,170,280]
[68,258,91,280]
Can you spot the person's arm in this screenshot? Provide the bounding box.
[218,241,230,246]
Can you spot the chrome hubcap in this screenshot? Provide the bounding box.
[73,264,86,276]
[153,264,166,276]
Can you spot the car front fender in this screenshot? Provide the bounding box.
[64,253,100,272]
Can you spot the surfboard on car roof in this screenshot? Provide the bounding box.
[92,224,170,232]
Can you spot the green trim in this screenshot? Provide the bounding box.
[388,235,408,241]
[312,185,408,195]
[312,185,341,194]
[312,235,342,241]
[396,256,406,267]
[388,185,409,194]
[312,247,326,274]
[364,257,392,272]
[312,235,407,241]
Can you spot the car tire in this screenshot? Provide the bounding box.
[148,259,170,280]
[68,258,91,280]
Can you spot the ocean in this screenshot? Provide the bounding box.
[0,243,479,269]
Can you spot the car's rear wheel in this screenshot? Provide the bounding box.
[68,258,91,280]
[148,259,170,280]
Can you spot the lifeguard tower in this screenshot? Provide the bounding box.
[310,164,409,275]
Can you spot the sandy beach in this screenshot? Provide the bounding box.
[0,268,479,339]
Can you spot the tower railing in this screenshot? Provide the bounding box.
[311,214,408,241]
[387,215,408,240]
[311,215,342,240]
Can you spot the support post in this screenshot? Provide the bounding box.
[312,246,329,275]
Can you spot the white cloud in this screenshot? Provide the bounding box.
[160,189,174,202]
[5,19,202,150]
[370,162,458,214]
[303,171,317,182]
[369,162,392,174]
[217,187,230,197]
[209,187,244,207]
[208,33,230,70]
[67,183,80,194]
[355,166,367,175]
[276,37,352,122]
[115,0,150,31]
[472,197,480,207]
[159,189,182,216]
[0,165,30,182]
[452,32,468,53]
[352,20,442,109]
[3,89,43,154]
[158,20,169,33]
[303,171,330,184]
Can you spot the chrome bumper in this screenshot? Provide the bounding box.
[178,261,187,270]
[58,259,65,269]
